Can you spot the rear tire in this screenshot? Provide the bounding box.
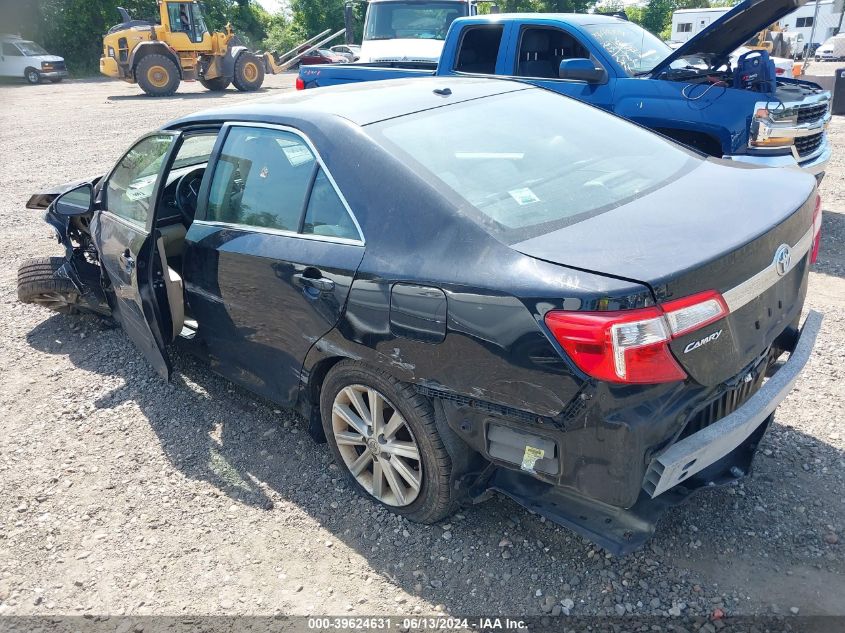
[320,361,458,524]
[200,76,230,91]
[17,257,80,314]
[232,53,264,91]
[25,68,40,84]
[136,54,180,97]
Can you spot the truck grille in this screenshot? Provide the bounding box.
[795,132,824,158]
[679,374,761,440]
[770,101,829,126]
[795,102,828,125]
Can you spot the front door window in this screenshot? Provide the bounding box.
[105,134,175,227]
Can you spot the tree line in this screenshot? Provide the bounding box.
[0,0,738,76]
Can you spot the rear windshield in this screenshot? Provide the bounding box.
[369,88,698,243]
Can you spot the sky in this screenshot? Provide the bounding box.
[254,0,285,14]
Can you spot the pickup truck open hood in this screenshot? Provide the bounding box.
[649,0,807,76]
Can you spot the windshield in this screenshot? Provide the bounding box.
[369,89,698,243]
[364,1,468,41]
[16,41,48,56]
[583,22,672,75]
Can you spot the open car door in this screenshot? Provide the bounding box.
[89,132,181,380]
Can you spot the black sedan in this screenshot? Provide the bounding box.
[18,77,823,554]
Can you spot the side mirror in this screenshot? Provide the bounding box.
[559,58,606,83]
[54,183,94,216]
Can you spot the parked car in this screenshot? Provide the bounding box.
[299,0,832,179]
[18,78,823,554]
[0,34,68,83]
[299,48,349,66]
[330,44,361,61]
[815,33,845,60]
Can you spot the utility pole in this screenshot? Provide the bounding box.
[807,0,822,50]
[345,1,355,44]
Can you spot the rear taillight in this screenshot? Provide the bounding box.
[775,67,785,75]
[544,290,728,384]
[811,194,822,264]
[295,76,305,90]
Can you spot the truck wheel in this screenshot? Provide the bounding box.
[25,67,41,84]
[136,54,180,97]
[232,53,264,91]
[199,76,230,91]
[17,257,80,314]
[320,361,458,524]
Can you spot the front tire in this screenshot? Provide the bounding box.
[232,53,264,91]
[320,361,457,523]
[25,68,40,84]
[136,54,180,96]
[200,76,230,91]
[17,257,80,314]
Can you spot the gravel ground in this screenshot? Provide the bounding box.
[0,71,843,621]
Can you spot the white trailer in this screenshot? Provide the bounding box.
[670,7,729,43]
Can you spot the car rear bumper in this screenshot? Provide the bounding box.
[643,309,822,498]
[452,311,822,554]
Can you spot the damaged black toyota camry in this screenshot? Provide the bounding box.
[19,77,823,554]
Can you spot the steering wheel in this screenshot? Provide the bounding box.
[175,167,205,226]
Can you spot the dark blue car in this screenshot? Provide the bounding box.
[19,78,823,553]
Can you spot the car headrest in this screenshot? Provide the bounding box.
[523,31,550,52]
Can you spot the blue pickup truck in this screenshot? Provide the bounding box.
[298,0,831,177]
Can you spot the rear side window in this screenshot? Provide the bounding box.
[370,89,698,243]
[207,127,316,231]
[303,169,359,240]
[455,25,503,74]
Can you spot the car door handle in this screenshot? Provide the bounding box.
[119,249,135,275]
[295,273,334,292]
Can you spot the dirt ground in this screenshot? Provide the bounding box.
[0,69,843,621]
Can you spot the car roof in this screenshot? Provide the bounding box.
[167,76,532,128]
[459,13,627,26]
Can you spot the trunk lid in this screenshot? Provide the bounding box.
[649,0,808,77]
[513,160,816,386]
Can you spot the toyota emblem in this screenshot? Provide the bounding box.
[774,244,791,277]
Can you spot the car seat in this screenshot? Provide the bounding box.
[519,31,556,78]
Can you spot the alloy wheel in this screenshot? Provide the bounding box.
[331,384,423,507]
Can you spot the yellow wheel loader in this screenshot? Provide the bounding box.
[100,1,266,96]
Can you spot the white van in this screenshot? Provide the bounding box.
[0,34,68,83]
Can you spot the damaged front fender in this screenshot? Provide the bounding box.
[27,175,111,316]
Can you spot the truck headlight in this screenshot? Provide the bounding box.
[749,107,794,149]
[108,46,116,58]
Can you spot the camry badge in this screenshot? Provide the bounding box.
[684,329,723,354]
[774,244,791,277]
